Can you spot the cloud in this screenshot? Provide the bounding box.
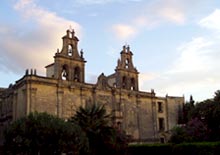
[112,24,137,41]
[0,0,82,75]
[111,0,187,41]
[199,9,220,32]
[157,6,185,24]
[140,35,220,101]
[74,0,142,5]
[140,9,220,101]
[171,37,214,73]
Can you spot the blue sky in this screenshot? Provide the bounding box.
[1,0,220,102]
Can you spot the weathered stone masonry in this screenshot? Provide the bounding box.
[0,29,184,144]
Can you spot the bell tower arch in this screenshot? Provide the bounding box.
[115,45,139,91]
[46,29,86,82]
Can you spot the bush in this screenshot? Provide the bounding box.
[128,142,220,155]
[128,143,171,155]
[4,112,88,155]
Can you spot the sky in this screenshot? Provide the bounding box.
[1,0,220,102]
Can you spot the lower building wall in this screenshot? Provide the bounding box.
[0,76,184,143]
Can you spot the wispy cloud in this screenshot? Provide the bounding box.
[140,9,220,101]
[112,24,137,41]
[0,0,82,75]
[199,9,220,32]
[112,0,187,41]
[157,6,185,24]
[74,0,142,5]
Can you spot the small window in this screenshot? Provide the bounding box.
[130,78,135,90]
[158,102,163,113]
[117,122,122,130]
[61,65,68,80]
[74,67,80,82]
[160,137,165,143]
[125,59,129,69]
[159,118,165,131]
[122,76,127,89]
[68,45,73,56]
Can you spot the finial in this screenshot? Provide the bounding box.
[71,29,75,38]
[25,69,29,75]
[80,49,84,58]
[117,58,120,65]
[126,45,130,52]
[69,25,73,31]
[151,89,155,94]
[122,45,126,53]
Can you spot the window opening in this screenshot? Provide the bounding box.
[122,76,127,89]
[68,45,73,56]
[159,118,165,131]
[117,122,122,130]
[160,137,165,143]
[61,65,68,80]
[131,78,135,90]
[158,102,163,113]
[74,67,80,82]
[125,59,129,69]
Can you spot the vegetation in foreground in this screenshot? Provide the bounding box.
[170,90,220,143]
[4,103,127,155]
[128,142,220,155]
[4,90,220,154]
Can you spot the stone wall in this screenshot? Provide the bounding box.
[0,74,184,143]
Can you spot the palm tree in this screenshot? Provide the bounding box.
[71,103,111,134]
[69,103,127,155]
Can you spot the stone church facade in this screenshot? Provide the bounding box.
[0,29,184,144]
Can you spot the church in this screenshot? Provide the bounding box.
[0,29,184,144]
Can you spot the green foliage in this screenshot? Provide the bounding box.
[190,91,220,141]
[4,104,128,155]
[172,142,220,155]
[169,126,189,143]
[4,112,88,155]
[214,90,220,102]
[128,142,220,155]
[70,103,128,155]
[181,95,195,124]
[171,90,220,143]
[128,143,171,155]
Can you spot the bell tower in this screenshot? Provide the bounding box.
[115,45,139,90]
[46,29,86,82]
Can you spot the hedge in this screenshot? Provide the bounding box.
[128,142,220,155]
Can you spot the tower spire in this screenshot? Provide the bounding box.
[46,29,86,82]
[115,45,139,90]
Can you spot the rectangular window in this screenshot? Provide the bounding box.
[159,118,165,131]
[158,102,163,113]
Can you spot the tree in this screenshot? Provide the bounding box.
[181,95,195,124]
[169,126,189,143]
[170,90,220,143]
[185,118,209,142]
[214,90,220,102]
[4,112,88,155]
[170,118,209,143]
[69,103,128,155]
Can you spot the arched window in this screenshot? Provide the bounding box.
[122,76,127,89]
[68,45,73,56]
[74,67,80,82]
[131,78,135,90]
[117,121,122,130]
[125,59,129,69]
[61,65,68,80]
